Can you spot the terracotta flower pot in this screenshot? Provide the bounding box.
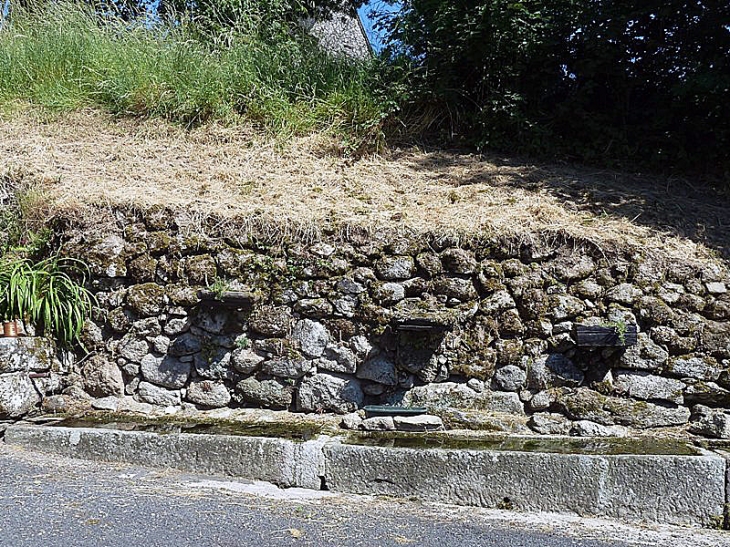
[2,320,18,337]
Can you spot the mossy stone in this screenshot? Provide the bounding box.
[126,283,166,317]
[128,254,158,282]
[146,231,173,254]
[185,254,218,285]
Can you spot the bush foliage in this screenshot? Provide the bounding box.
[378,0,730,177]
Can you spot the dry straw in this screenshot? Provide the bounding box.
[0,109,725,265]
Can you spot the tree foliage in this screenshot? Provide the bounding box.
[379,0,730,176]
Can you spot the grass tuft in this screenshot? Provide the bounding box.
[0,2,389,149]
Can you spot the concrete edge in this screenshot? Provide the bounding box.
[3,424,727,528]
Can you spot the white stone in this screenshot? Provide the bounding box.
[571,420,628,437]
[706,282,727,295]
[293,319,330,358]
[613,370,684,404]
[362,417,395,431]
[393,415,443,432]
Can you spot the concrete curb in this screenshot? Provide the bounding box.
[4,424,727,527]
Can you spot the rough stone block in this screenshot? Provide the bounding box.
[613,370,684,404]
[0,372,41,418]
[297,373,363,414]
[0,337,55,374]
[323,443,725,526]
[393,415,443,432]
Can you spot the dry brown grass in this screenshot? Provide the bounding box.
[1,109,727,262]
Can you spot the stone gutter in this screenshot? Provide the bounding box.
[4,423,728,529]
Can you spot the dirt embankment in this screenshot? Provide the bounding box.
[1,109,727,263]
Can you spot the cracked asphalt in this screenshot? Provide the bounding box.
[0,442,727,547]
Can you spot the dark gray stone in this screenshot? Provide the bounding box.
[527,354,584,390]
[140,354,191,389]
[357,353,397,386]
[235,376,293,409]
[493,365,527,392]
[197,310,228,334]
[297,373,364,414]
[336,278,365,295]
[168,333,202,357]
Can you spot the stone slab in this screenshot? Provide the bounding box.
[4,424,727,527]
[4,424,325,490]
[323,443,726,527]
[712,450,730,525]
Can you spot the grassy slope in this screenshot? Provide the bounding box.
[0,4,387,148]
[0,4,726,264]
[1,109,727,265]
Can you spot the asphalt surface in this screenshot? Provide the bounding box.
[0,442,727,547]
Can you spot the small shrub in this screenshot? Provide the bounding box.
[0,255,95,347]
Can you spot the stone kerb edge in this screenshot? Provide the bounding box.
[3,424,325,490]
[322,443,727,527]
[4,424,729,527]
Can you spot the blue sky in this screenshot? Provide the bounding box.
[358,1,400,52]
[0,0,399,50]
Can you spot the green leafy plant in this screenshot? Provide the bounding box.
[235,334,251,349]
[601,319,628,346]
[0,255,95,347]
[208,278,230,300]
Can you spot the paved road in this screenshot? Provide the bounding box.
[0,443,726,547]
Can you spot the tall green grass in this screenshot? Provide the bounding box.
[0,2,390,146]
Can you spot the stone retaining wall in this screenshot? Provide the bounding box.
[52,210,730,437]
[0,337,64,418]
